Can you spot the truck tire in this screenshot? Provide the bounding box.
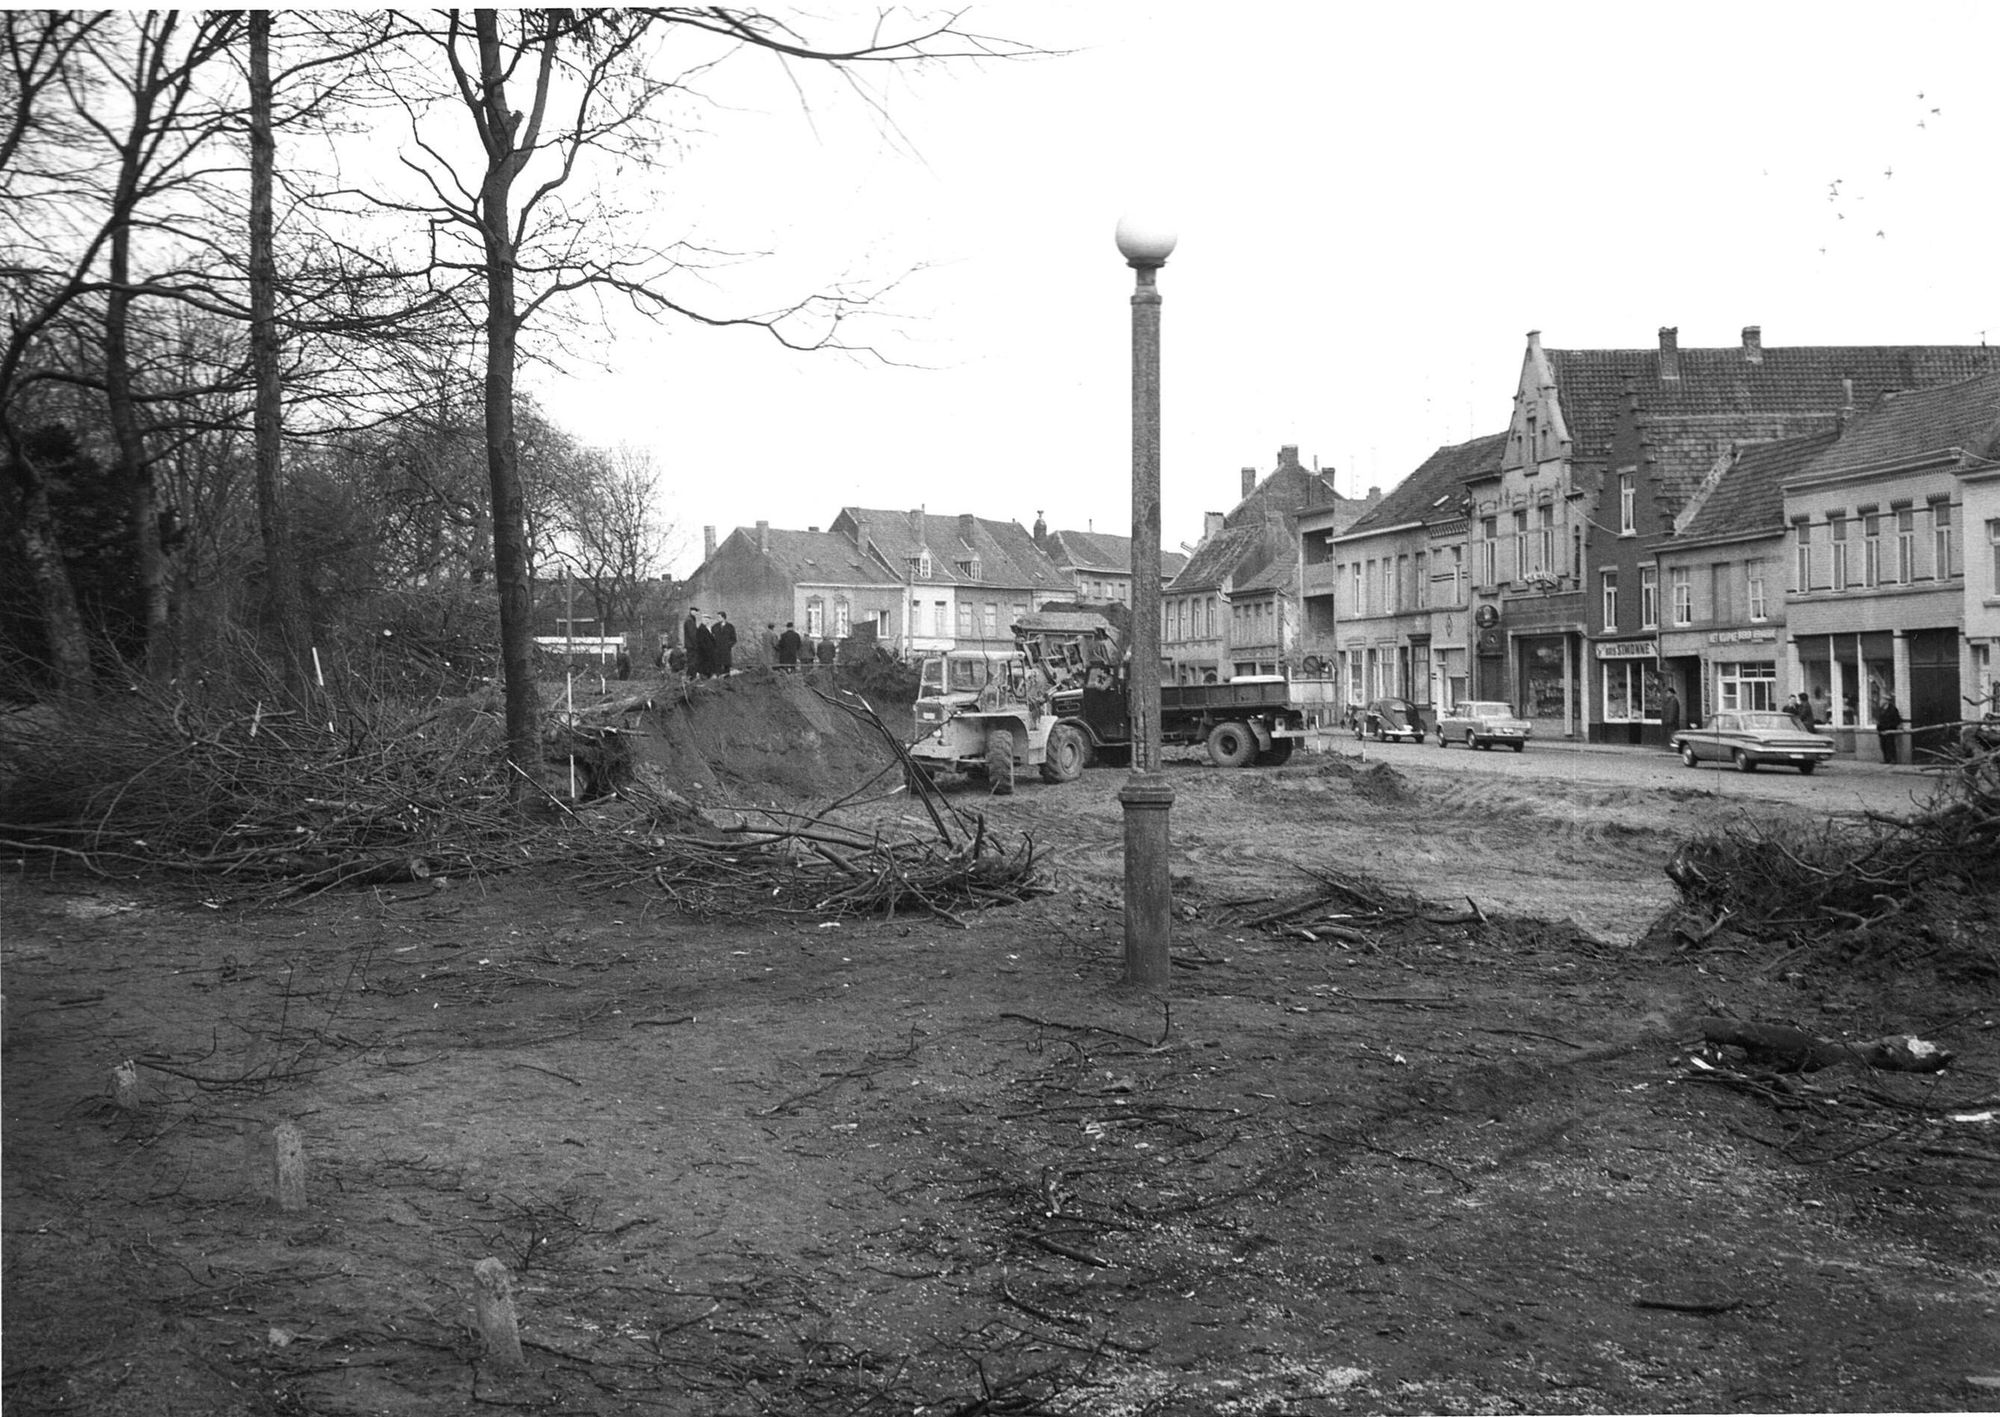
[987,728,1016,794]
[1039,723,1086,783]
[1253,738,1295,766]
[1207,720,1257,769]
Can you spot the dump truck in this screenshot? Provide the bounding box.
[906,612,1307,792]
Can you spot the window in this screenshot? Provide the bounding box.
[806,597,825,637]
[1830,515,1848,591]
[918,550,932,579]
[1618,473,1636,535]
[1896,509,1914,584]
[1710,562,1729,623]
[1935,501,1955,578]
[954,558,974,578]
[1396,554,1410,610]
[1640,565,1658,629]
[1363,560,1375,615]
[1863,514,1881,587]
[1512,509,1528,580]
[1348,561,1361,615]
[1989,518,2000,595]
[1718,661,1778,712]
[1600,570,1619,629]
[1382,558,1395,612]
[1748,574,1767,621]
[1449,545,1464,604]
[1537,504,1555,574]
[834,597,850,637]
[1414,550,1429,608]
[909,598,920,634]
[1793,520,1811,591]
[1671,569,1692,626]
[956,602,973,637]
[1480,517,1498,585]
[933,600,947,636]
[983,603,999,637]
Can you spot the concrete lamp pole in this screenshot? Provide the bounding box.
[1115,213,1176,989]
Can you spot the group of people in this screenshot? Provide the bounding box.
[668,607,839,678]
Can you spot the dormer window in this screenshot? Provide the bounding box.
[919,550,933,579]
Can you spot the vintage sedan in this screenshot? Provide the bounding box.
[1435,700,1531,751]
[1671,710,1836,774]
[1354,696,1427,742]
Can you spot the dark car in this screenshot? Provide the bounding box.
[1354,696,1427,742]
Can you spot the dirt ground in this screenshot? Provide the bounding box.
[4,670,1998,1415]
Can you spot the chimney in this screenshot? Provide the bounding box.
[1837,375,1855,430]
[1658,326,1680,381]
[703,524,716,561]
[957,512,976,545]
[1241,466,1257,499]
[1278,444,1301,471]
[1741,325,1763,364]
[908,507,925,543]
[1032,510,1047,547]
[1204,511,1225,538]
[755,519,769,554]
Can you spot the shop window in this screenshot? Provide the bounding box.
[1718,661,1778,712]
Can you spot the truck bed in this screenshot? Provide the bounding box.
[1160,676,1292,713]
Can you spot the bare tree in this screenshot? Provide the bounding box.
[362,6,1033,790]
[559,443,672,635]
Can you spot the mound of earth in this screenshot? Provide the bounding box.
[623,669,904,802]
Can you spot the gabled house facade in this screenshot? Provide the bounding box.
[1656,431,1841,733]
[1781,369,2000,753]
[681,520,906,654]
[1327,432,1505,715]
[1030,519,1187,609]
[830,507,1069,655]
[1174,445,1377,683]
[1470,326,1993,741]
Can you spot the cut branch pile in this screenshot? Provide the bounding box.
[1663,749,2000,954]
[0,682,1050,920]
[1218,863,1486,944]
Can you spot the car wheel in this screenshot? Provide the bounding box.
[1732,749,1757,774]
[1467,731,1481,750]
[1039,723,1085,783]
[1207,720,1258,769]
[1512,741,1525,753]
[987,727,1016,795]
[1797,761,1817,776]
[1680,744,1699,768]
[1436,725,1448,747]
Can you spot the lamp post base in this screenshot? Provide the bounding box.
[1118,772,1175,987]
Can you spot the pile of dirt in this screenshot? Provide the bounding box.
[624,669,903,803]
[1271,754,1416,804]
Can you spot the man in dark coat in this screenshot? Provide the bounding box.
[1876,697,1903,763]
[713,612,737,675]
[681,608,701,675]
[776,621,803,668]
[694,615,718,679]
[815,634,837,667]
[1659,689,1681,748]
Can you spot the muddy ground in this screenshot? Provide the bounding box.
[3,670,1998,1415]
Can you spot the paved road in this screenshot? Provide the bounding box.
[1300,729,1942,818]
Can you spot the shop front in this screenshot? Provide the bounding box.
[1591,637,1660,745]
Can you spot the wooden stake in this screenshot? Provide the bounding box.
[273,1121,305,1211]
[110,1060,140,1111]
[472,1257,526,1369]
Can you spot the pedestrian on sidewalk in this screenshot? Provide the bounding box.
[1876,697,1904,763]
[1660,688,1682,748]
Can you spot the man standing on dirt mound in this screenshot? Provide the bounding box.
[694,614,717,679]
[681,607,702,676]
[777,622,803,669]
[713,612,737,675]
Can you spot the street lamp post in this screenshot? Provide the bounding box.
[1115,214,1176,989]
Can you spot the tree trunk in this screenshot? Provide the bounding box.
[247,11,312,700]
[475,10,541,787]
[6,458,93,699]
[105,220,170,682]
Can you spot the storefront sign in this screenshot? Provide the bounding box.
[1595,639,1658,661]
[1709,628,1777,645]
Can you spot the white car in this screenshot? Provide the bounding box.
[1671,710,1835,775]
[1435,700,1531,752]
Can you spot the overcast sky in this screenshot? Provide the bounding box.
[527,0,1999,578]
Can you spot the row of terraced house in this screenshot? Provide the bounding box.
[680,325,1998,757]
[1320,327,2000,756]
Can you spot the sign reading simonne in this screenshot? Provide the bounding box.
[1595,639,1658,660]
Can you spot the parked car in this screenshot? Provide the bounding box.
[1671,710,1835,774]
[1354,696,1427,742]
[1435,700,1531,751]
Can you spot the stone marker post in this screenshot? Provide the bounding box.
[110,1060,141,1111]
[273,1121,305,1211]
